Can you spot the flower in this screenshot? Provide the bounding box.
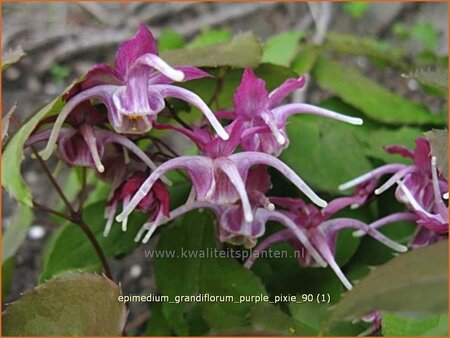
[339,138,448,243]
[26,102,160,174]
[133,166,328,267]
[115,118,328,226]
[104,172,170,236]
[244,196,407,290]
[39,24,228,161]
[221,68,363,155]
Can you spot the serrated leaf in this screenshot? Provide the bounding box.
[2,272,126,336]
[323,241,448,332]
[262,31,304,67]
[40,201,146,283]
[404,68,448,90]
[2,47,25,70]
[2,204,34,263]
[280,115,372,194]
[382,312,448,336]
[161,32,263,68]
[2,97,64,206]
[425,129,448,179]
[2,102,17,141]
[312,56,445,125]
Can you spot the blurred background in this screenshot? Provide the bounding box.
[2,2,448,335]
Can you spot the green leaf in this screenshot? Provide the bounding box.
[2,97,64,206]
[144,302,172,336]
[158,29,185,52]
[404,68,448,91]
[425,129,448,179]
[154,211,215,336]
[411,22,439,51]
[290,301,367,336]
[2,46,25,70]
[363,127,423,164]
[311,56,445,125]
[342,2,370,19]
[292,45,320,74]
[382,312,448,336]
[161,32,263,68]
[2,256,15,299]
[250,303,317,336]
[2,203,34,263]
[154,210,268,334]
[323,241,448,332]
[280,115,372,194]
[2,272,126,336]
[188,28,232,48]
[262,31,304,67]
[40,201,146,282]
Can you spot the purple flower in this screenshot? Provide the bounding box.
[223,68,363,156]
[104,172,170,236]
[339,138,448,240]
[244,196,407,290]
[115,119,328,226]
[27,102,160,174]
[39,24,228,161]
[133,166,328,267]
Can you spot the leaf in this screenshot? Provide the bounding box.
[382,312,448,336]
[154,210,268,334]
[425,129,448,179]
[2,204,34,263]
[2,102,17,141]
[323,241,448,331]
[262,31,304,67]
[250,303,317,336]
[2,272,126,336]
[404,68,448,91]
[157,29,185,52]
[342,2,370,19]
[2,97,64,206]
[363,127,424,164]
[289,301,367,336]
[411,22,439,51]
[311,56,445,125]
[188,28,232,48]
[39,201,146,283]
[161,32,263,68]
[2,46,25,70]
[154,211,215,336]
[144,302,172,336]
[291,45,320,74]
[2,257,15,299]
[280,115,372,194]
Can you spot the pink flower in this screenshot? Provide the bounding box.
[39,25,228,161]
[222,68,363,156]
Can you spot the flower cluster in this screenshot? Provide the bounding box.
[28,25,447,299]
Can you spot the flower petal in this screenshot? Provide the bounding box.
[115,24,158,76]
[338,164,407,191]
[148,66,212,85]
[233,68,269,118]
[267,76,306,107]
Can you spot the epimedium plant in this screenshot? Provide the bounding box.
[1,23,448,337]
